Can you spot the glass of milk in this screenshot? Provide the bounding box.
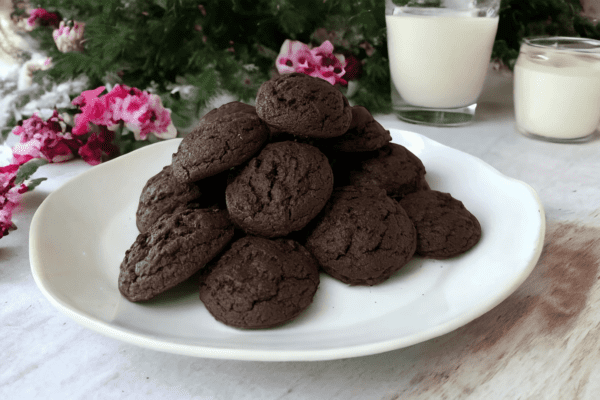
[385,0,500,126]
[514,37,600,143]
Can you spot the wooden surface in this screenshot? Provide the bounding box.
[2,66,600,399]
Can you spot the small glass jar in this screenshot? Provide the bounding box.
[514,37,600,143]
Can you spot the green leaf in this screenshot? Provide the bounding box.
[26,177,48,191]
[15,159,49,185]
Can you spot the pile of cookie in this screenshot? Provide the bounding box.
[118,73,481,329]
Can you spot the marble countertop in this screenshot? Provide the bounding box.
[3,69,600,400]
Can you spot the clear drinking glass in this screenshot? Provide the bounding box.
[514,37,600,143]
[385,0,501,126]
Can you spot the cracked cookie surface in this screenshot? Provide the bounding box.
[305,185,417,286]
[135,165,227,233]
[320,106,392,152]
[171,109,268,183]
[119,208,234,302]
[333,143,427,200]
[225,141,333,238]
[255,73,352,139]
[400,190,481,259]
[199,236,320,329]
[198,101,257,126]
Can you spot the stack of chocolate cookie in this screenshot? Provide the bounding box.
[118,73,482,329]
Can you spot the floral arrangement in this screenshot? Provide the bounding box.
[0,163,33,238]
[11,110,80,164]
[70,84,177,162]
[0,83,177,238]
[10,84,176,166]
[276,40,350,86]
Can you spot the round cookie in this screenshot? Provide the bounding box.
[135,165,226,233]
[199,101,256,126]
[171,110,269,183]
[119,208,234,302]
[305,186,417,286]
[199,236,320,329]
[255,73,352,139]
[399,190,481,259]
[226,141,334,238]
[321,106,392,152]
[333,143,426,200]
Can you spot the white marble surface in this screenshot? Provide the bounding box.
[3,69,600,400]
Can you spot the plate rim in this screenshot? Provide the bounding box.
[29,128,546,361]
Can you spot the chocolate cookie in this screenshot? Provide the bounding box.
[333,143,427,200]
[119,208,234,302]
[171,110,269,183]
[321,106,392,152]
[226,141,334,238]
[135,165,226,233]
[255,73,352,139]
[400,190,481,259]
[199,236,320,329]
[199,101,256,126]
[305,186,417,286]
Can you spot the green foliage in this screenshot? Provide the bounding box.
[24,0,600,120]
[493,0,600,68]
[27,0,390,115]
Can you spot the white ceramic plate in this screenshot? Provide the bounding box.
[30,128,545,361]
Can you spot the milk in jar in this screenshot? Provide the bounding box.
[514,37,600,141]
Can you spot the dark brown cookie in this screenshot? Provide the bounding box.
[399,190,481,259]
[135,165,226,233]
[305,186,417,286]
[199,101,256,126]
[333,143,426,200]
[255,73,352,139]
[320,106,392,152]
[226,141,334,238]
[199,236,320,329]
[119,208,234,302]
[171,110,269,183]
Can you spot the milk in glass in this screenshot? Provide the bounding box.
[386,12,499,109]
[385,1,500,126]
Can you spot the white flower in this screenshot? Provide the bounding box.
[53,21,85,53]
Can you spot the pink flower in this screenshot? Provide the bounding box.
[71,86,111,135]
[53,21,85,53]
[72,85,177,140]
[276,40,315,74]
[122,93,177,140]
[0,164,28,239]
[77,127,120,166]
[72,86,107,108]
[342,54,361,82]
[310,41,347,85]
[27,8,60,28]
[11,111,82,164]
[276,39,347,85]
